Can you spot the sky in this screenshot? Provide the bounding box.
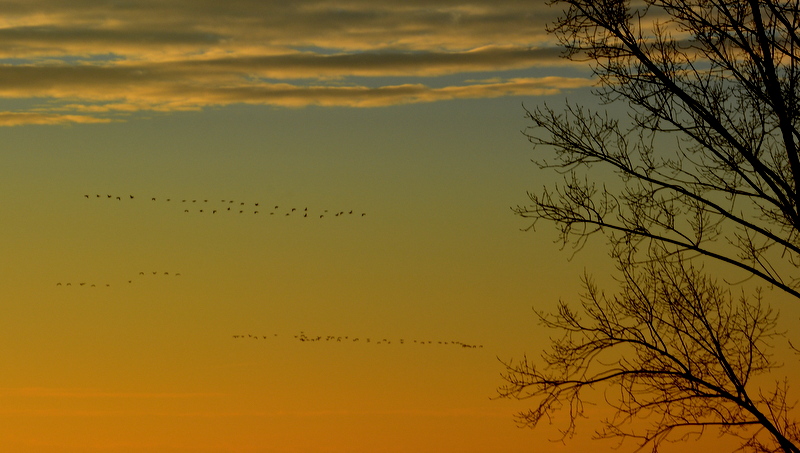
[0,1,796,453]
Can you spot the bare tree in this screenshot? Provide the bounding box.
[517,0,800,297]
[498,249,800,452]
[501,0,800,451]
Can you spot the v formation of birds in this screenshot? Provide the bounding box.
[84,194,366,218]
[232,331,484,350]
[55,271,182,288]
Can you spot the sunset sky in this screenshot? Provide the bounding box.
[1,1,797,452]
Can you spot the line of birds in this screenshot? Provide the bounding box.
[56,271,182,287]
[83,194,366,218]
[232,332,483,349]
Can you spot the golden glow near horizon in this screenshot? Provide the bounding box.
[0,2,796,452]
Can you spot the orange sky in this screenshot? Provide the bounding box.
[0,1,797,452]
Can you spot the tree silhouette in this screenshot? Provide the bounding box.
[500,0,800,451]
[498,248,799,452]
[517,0,800,296]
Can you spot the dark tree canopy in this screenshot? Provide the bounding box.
[501,0,800,451]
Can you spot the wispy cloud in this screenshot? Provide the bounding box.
[0,1,589,124]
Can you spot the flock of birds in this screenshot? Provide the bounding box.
[232,331,484,349]
[55,271,182,288]
[71,193,487,353]
[84,194,366,218]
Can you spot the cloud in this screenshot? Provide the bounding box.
[0,1,590,123]
[0,64,593,111]
[0,112,113,126]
